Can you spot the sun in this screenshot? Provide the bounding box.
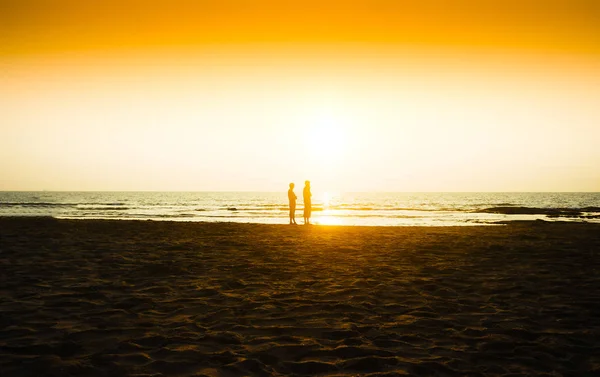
[306,110,348,164]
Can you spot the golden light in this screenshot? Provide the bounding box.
[322,191,331,209]
[2,2,600,192]
[317,216,344,226]
[303,107,351,168]
[314,191,346,226]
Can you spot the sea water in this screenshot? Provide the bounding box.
[1,191,599,226]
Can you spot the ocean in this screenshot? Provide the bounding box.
[1,191,599,226]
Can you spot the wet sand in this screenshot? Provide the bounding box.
[1,217,599,376]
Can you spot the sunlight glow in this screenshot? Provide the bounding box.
[2,1,600,191]
[315,215,344,226]
[303,108,351,168]
[322,192,331,209]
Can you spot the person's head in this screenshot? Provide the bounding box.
[305,180,310,187]
[289,182,294,189]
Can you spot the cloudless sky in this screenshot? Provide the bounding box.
[2,0,599,191]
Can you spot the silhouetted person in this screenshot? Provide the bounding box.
[288,182,297,225]
[303,180,312,225]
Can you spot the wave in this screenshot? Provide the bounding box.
[213,205,460,212]
[477,206,600,218]
[59,213,197,219]
[201,214,283,218]
[76,203,128,207]
[150,213,198,218]
[0,202,75,207]
[76,206,131,211]
[1,202,129,207]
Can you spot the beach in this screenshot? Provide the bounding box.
[1,217,599,376]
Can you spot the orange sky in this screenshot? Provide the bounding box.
[3,0,599,55]
[2,1,600,191]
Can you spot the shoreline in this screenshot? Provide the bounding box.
[3,215,599,227]
[2,191,599,227]
[1,217,599,376]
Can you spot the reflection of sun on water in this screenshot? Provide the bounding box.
[317,216,343,226]
[315,191,343,225]
[322,191,331,209]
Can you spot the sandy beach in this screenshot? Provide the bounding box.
[1,217,599,376]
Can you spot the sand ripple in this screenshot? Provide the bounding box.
[1,218,600,376]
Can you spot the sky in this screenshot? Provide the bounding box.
[2,0,599,192]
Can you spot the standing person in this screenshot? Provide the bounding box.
[287,183,297,225]
[303,180,312,225]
